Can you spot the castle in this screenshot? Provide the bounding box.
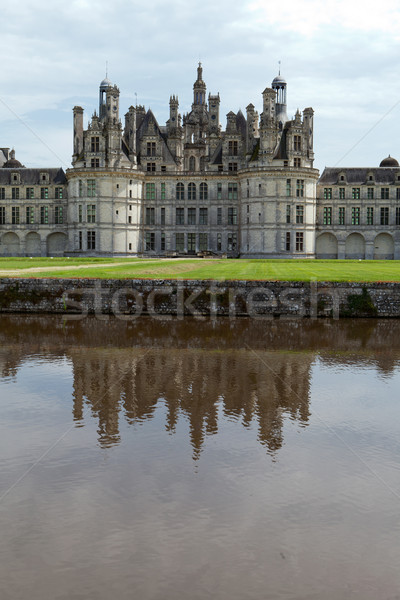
[0,64,399,259]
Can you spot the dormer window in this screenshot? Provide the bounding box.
[40,172,49,184]
[11,173,20,184]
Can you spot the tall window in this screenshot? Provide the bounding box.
[26,206,34,224]
[176,207,184,225]
[145,232,155,251]
[199,208,208,225]
[12,206,20,224]
[296,205,304,224]
[199,182,208,200]
[91,136,100,152]
[55,187,63,199]
[176,182,184,200]
[228,207,237,225]
[145,207,155,225]
[339,207,345,225]
[367,188,374,199]
[217,233,222,251]
[339,188,345,199]
[79,180,83,197]
[175,233,184,252]
[189,156,195,171]
[397,188,400,200]
[187,233,196,252]
[351,207,360,225]
[87,231,96,250]
[217,207,222,225]
[78,205,82,223]
[217,183,222,200]
[40,187,48,199]
[286,205,291,224]
[324,188,332,199]
[286,232,291,251]
[161,207,166,225]
[188,207,196,225]
[160,183,166,200]
[78,231,83,250]
[296,180,304,197]
[293,135,301,151]
[367,207,374,225]
[352,188,360,199]
[396,206,400,226]
[228,183,238,200]
[227,233,237,252]
[40,206,48,224]
[146,183,156,200]
[323,206,332,225]
[228,140,238,155]
[12,188,19,200]
[55,206,63,224]
[381,187,389,199]
[146,142,156,156]
[286,179,291,197]
[0,206,5,224]
[87,205,96,223]
[295,232,304,251]
[380,206,389,225]
[188,183,196,200]
[199,233,208,251]
[87,180,96,197]
[26,187,34,199]
[0,188,5,199]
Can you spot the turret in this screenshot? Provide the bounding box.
[208,93,220,132]
[99,76,112,121]
[272,75,288,126]
[192,62,206,108]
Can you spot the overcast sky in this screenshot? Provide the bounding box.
[1,0,400,172]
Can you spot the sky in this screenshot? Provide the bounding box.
[1,0,400,173]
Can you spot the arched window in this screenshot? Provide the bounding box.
[189,156,196,171]
[188,183,196,200]
[176,182,184,200]
[200,182,208,200]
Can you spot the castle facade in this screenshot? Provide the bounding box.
[1,65,399,259]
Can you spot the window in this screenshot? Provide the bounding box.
[352,188,360,199]
[323,206,332,225]
[87,205,96,223]
[189,156,196,171]
[339,207,345,225]
[91,136,100,152]
[293,158,301,168]
[286,179,291,197]
[228,207,237,225]
[176,207,184,225]
[199,182,208,200]
[79,180,83,197]
[161,207,165,225]
[78,231,83,250]
[87,180,96,197]
[217,183,222,200]
[294,135,301,151]
[160,183,166,200]
[295,232,304,252]
[55,206,63,224]
[78,205,83,223]
[146,183,156,200]
[145,232,155,251]
[40,206,48,224]
[228,140,238,155]
[199,233,208,251]
[145,207,155,225]
[188,183,196,200]
[227,233,237,252]
[380,206,389,225]
[188,233,196,252]
[0,188,5,200]
[339,187,345,199]
[228,182,238,200]
[397,188,400,200]
[161,165,166,172]
[286,205,291,224]
[228,162,238,172]
[175,233,184,252]
[396,206,400,226]
[217,233,222,251]
[324,188,332,199]
[0,207,5,224]
[54,187,63,199]
[26,187,34,199]
[296,205,304,224]
[161,232,166,251]
[91,158,100,168]
[381,187,389,199]
[286,232,291,251]
[12,206,20,224]
[296,179,304,197]
[351,207,360,225]
[217,207,222,225]
[367,207,374,225]
[367,187,374,199]
[188,207,196,225]
[147,162,156,172]
[176,182,184,200]
[128,216,132,224]
[40,187,48,199]
[26,207,34,224]
[218,165,223,172]
[87,231,96,250]
[199,207,208,225]
[146,142,156,157]
[12,187,19,200]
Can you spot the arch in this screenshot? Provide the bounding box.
[1,232,20,256]
[189,156,196,171]
[188,182,196,200]
[345,233,365,259]
[47,232,67,256]
[374,232,394,260]
[316,232,338,259]
[25,232,41,256]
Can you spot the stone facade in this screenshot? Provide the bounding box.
[0,65,399,258]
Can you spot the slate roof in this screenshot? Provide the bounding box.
[319,167,400,185]
[0,168,67,185]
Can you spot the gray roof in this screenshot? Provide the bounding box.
[319,167,400,185]
[0,168,67,185]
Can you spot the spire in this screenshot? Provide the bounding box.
[193,62,206,106]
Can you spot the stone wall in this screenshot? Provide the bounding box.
[1,278,400,317]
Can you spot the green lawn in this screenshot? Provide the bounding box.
[0,257,400,281]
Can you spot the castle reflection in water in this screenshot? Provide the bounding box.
[1,316,399,458]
